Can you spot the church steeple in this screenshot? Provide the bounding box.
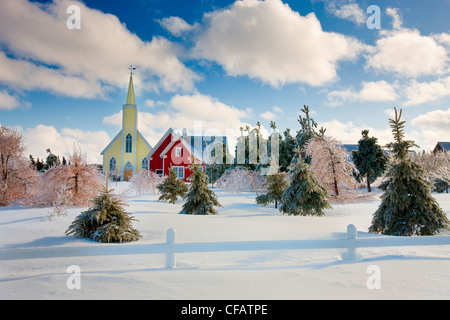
[126,66,136,106]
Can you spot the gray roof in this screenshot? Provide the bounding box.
[183,136,230,160]
[342,144,358,153]
[435,142,450,152]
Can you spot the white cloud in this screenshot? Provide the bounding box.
[411,108,450,150]
[0,52,108,99]
[104,93,251,149]
[411,108,450,132]
[21,124,111,164]
[192,0,366,87]
[0,90,28,110]
[319,112,444,152]
[385,7,402,30]
[273,106,284,115]
[260,106,284,120]
[433,32,450,49]
[260,111,275,120]
[366,9,449,78]
[0,0,198,99]
[327,80,398,106]
[327,1,366,25]
[321,119,392,146]
[359,81,398,102]
[158,16,198,37]
[403,76,450,106]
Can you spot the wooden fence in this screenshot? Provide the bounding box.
[0,225,449,268]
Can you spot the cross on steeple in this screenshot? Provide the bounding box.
[126,66,136,105]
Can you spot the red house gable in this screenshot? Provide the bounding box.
[148,128,204,181]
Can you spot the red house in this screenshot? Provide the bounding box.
[146,128,228,182]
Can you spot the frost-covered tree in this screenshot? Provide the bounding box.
[369,108,449,236]
[40,143,102,207]
[48,183,71,218]
[157,167,188,204]
[66,186,141,243]
[411,150,450,193]
[215,167,265,195]
[0,126,40,206]
[256,172,289,208]
[179,161,222,215]
[305,135,358,200]
[279,148,332,216]
[352,130,388,192]
[130,169,163,196]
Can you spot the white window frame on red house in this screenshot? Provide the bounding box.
[172,166,184,179]
[175,147,182,157]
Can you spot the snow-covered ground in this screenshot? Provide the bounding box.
[0,182,449,300]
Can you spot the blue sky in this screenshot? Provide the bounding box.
[0,0,449,163]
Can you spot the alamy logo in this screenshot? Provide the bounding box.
[366,265,381,289]
[66,265,81,290]
[366,5,381,30]
[66,5,81,30]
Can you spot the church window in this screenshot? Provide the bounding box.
[126,134,132,153]
[109,157,117,172]
[142,158,149,170]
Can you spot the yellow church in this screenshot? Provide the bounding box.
[100,71,152,181]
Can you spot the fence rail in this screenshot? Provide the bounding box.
[1,225,449,268]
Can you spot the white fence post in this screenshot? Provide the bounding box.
[343,224,358,261]
[166,228,177,268]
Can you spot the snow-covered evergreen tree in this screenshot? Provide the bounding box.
[280,128,296,171]
[157,167,188,204]
[233,123,268,171]
[291,105,319,164]
[66,186,141,243]
[179,160,222,215]
[369,108,449,236]
[279,147,331,216]
[352,130,388,192]
[256,172,288,208]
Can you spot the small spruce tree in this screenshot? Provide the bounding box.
[291,105,319,164]
[352,130,388,192]
[279,148,332,216]
[179,160,222,215]
[369,108,449,236]
[256,172,288,208]
[66,186,141,243]
[157,167,188,204]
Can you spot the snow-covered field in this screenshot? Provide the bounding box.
[0,182,449,300]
